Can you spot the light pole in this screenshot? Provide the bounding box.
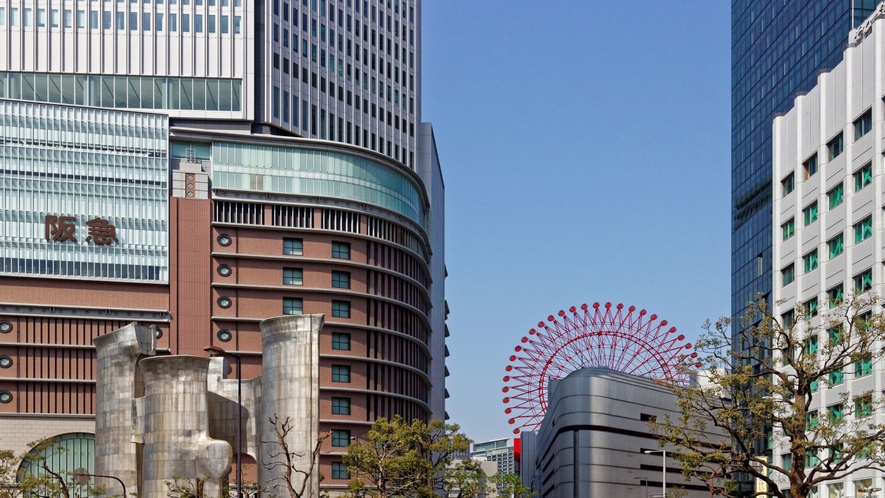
[643,450,666,498]
[634,476,649,498]
[205,345,242,498]
[74,469,127,498]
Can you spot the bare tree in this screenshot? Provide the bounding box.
[263,414,330,498]
[654,295,885,498]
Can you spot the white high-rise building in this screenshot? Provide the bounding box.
[772,6,885,497]
[0,0,420,168]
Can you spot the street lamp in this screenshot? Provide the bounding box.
[634,476,649,498]
[74,469,127,498]
[205,345,242,498]
[643,450,666,498]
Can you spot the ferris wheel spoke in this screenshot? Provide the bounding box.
[503,302,695,434]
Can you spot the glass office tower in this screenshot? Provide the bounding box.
[731,0,879,322]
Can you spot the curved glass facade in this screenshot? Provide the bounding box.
[18,433,95,482]
[211,142,425,227]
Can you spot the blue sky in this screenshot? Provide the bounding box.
[421,1,732,442]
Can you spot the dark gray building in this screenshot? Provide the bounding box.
[520,368,721,498]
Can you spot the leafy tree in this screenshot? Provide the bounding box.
[0,446,24,498]
[443,460,488,498]
[164,474,208,498]
[343,416,471,498]
[487,472,534,498]
[654,295,885,498]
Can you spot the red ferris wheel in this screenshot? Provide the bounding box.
[502,302,699,434]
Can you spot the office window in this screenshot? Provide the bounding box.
[803,250,818,273]
[782,309,795,329]
[283,297,303,315]
[782,454,792,472]
[781,172,795,196]
[803,153,818,179]
[332,300,350,318]
[856,393,873,417]
[805,450,819,468]
[828,132,844,160]
[854,268,873,294]
[854,109,872,140]
[782,264,795,286]
[331,462,349,479]
[829,327,843,346]
[829,366,844,386]
[855,354,873,377]
[332,271,350,289]
[331,397,350,414]
[827,234,843,259]
[332,332,351,350]
[854,163,873,191]
[331,365,350,382]
[782,218,795,241]
[854,216,873,243]
[803,298,818,318]
[803,335,818,355]
[828,183,844,209]
[806,411,819,430]
[283,268,303,285]
[331,430,350,447]
[827,284,843,307]
[332,241,351,259]
[802,202,818,226]
[283,238,304,255]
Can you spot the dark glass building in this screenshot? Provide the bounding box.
[731,0,879,321]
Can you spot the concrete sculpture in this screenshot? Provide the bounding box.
[92,314,324,498]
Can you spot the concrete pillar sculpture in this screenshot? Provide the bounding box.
[93,323,156,497]
[258,314,324,498]
[137,356,233,498]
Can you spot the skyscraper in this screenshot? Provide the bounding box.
[0,0,446,491]
[731,0,879,321]
[0,0,418,167]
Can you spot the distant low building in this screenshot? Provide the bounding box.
[448,458,498,498]
[471,438,515,475]
[519,368,724,498]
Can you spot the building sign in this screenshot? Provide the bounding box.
[754,456,768,494]
[45,215,119,245]
[0,100,169,282]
